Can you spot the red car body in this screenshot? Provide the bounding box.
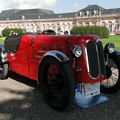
[5,34,105,83]
[1,33,120,111]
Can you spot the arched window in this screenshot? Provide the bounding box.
[102,22,106,27]
[22,15,25,20]
[62,23,65,32]
[108,21,113,33]
[47,24,50,29]
[115,21,119,31]
[67,23,70,32]
[86,23,89,26]
[57,24,61,31]
[51,24,56,31]
[43,24,45,30]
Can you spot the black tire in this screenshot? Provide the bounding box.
[0,63,8,79]
[101,55,120,93]
[38,57,75,111]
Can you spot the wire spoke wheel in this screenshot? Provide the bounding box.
[0,65,3,74]
[0,64,8,79]
[102,59,118,88]
[101,57,120,93]
[39,57,75,111]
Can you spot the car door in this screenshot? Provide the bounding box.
[28,36,41,80]
[10,35,29,77]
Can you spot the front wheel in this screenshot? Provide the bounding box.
[101,56,120,93]
[0,63,8,79]
[38,57,75,111]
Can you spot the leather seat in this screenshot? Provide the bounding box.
[4,35,21,53]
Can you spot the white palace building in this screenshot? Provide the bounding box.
[0,5,120,34]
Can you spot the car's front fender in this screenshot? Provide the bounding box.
[42,50,69,62]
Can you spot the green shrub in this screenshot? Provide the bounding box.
[2,28,26,37]
[70,26,109,38]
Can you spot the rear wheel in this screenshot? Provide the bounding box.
[0,63,8,79]
[101,56,120,93]
[38,57,75,111]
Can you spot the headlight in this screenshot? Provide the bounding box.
[104,43,115,54]
[72,45,82,58]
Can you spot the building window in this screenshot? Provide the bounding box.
[115,21,119,31]
[108,22,113,33]
[47,24,50,29]
[102,22,106,27]
[67,23,70,31]
[86,23,90,26]
[43,24,45,30]
[94,10,98,15]
[22,15,25,20]
[38,15,40,19]
[51,24,55,31]
[79,12,83,17]
[7,17,9,20]
[87,11,91,16]
[62,23,65,32]
[57,24,61,31]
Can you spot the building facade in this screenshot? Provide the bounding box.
[0,5,120,35]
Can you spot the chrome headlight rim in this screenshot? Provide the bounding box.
[71,45,82,58]
[104,43,115,54]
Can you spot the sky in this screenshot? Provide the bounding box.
[0,0,120,13]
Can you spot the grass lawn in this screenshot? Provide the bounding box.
[0,35,120,50]
[102,35,120,50]
[0,37,5,44]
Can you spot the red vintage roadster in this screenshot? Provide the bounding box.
[0,33,120,111]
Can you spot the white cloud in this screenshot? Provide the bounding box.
[0,0,57,11]
[74,3,79,7]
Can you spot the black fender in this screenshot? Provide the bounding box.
[104,43,120,78]
[42,50,69,62]
[101,43,120,93]
[104,43,120,62]
[37,50,69,83]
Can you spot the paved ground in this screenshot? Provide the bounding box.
[0,72,120,120]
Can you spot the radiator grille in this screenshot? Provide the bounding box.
[86,40,105,78]
[97,41,106,76]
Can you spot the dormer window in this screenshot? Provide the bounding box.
[22,15,25,20]
[79,12,83,16]
[7,17,9,21]
[84,12,87,16]
[58,15,62,18]
[38,15,40,19]
[87,11,90,16]
[93,10,98,15]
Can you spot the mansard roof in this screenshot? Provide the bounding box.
[79,5,105,12]
[0,9,20,17]
[103,8,120,14]
[0,8,55,20]
[1,5,120,21]
[40,12,76,19]
[13,8,54,15]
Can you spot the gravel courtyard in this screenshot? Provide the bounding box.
[0,72,120,120]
